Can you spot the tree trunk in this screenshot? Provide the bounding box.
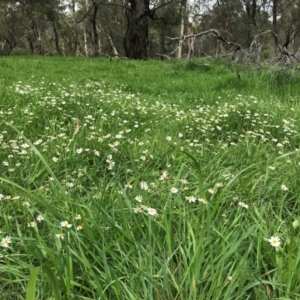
[84,28,89,56]
[272,0,277,54]
[76,41,83,56]
[2,38,13,55]
[37,32,42,54]
[50,18,61,55]
[91,0,99,56]
[125,0,148,59]
[187,11,194,59]
[24,5,42,54]
[96,24,102,54]
[28,37,34,54]
[177,3,185,58]
[84,0,90,56]
[244,0,257,46]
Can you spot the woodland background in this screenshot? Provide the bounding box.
[1,0,300,60]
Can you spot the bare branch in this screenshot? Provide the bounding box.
[250,30,300,63]
[167,28,300,66]
[156,53,171,60]
[169,38,186,56]
[168,29,242,51]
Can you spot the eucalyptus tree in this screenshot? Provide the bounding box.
[72,0,123,56]
[71,0,186,58]
[272,0,300,50]
[147,0,186,57]
[0,0,19,54]
[8,0,64,54]
[124,0,185,58]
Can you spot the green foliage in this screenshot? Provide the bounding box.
[1,57,300,299]
[263,67,300,86]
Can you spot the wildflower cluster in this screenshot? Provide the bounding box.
[1,75,299,299]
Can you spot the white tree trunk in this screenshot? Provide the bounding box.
[187,1,195,59]
[107,34,119,57]
[97,24,102,54]
[84,28,88,56]
[177,5,185,59]
[84,0,89,56]
[187,15,194,59]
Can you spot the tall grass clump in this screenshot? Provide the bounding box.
[1,56,300,299]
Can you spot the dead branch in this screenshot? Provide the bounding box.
[156,53,172,60]
[250,30,300,63]
[250,30,272,50]
[168,29,242,51]
[167,28,300,67]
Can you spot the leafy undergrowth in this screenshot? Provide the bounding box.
[1,57,300,299]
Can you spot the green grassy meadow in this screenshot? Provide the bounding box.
[1,56,300,299]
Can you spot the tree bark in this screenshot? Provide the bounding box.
[50,17,61,55]
[2,37,14,55]
[84,28,89,56]
[243,0,257,46]
[272,0,277,54]
[91,0,99,56]
[177,3,185,58]
[23,2,42,54]
[124,0,149,59]
[187,9,194,59]
[28,37,34,54]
